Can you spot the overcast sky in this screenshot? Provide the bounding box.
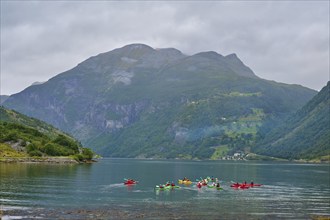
[1,1,329,95]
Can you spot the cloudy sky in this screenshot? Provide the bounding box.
[1,1,329,95]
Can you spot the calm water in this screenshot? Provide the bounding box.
[1,159,329,219]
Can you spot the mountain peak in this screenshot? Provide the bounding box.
[109,43,156,58]
[225,53,238,59]
[224,53,257,78]
[121,43,155,51]
[194,51,224,60]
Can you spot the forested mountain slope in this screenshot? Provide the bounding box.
[254,82,330,160]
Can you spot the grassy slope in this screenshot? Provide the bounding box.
[0,106,93,161]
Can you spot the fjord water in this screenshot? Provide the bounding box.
[1,159,329,219]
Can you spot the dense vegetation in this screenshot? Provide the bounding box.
[254,82,330,161]
[3,44,318,159]
[0,106,94,161]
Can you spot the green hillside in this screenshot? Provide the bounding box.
[254,82,330,161]
[0,106,93,161]
[3,44,317,159]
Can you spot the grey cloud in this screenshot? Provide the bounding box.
[1,1,329,95]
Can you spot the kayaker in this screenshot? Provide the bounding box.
[250,181,254,186]
[216,183,220,188]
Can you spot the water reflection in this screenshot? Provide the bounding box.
[0,163,94,209]
[0,163,81,178]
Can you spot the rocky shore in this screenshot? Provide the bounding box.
[2,206,329,220]
[0,157,80,164]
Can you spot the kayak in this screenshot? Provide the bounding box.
[124,179,138,185]
[196,177,217,184]
[197,181,208,188]
[231,184,249,189]
[230,183,262,189]
[155,185,170,190]
[155,184,180,190]
[207,185,223,190]
[178,179,192,185]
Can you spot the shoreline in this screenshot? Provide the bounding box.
[0,157,96,164]
[1,156,328,164]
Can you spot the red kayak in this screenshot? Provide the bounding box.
[230,183,240,188]
[124,179,138,185]
[231,183,262,189]
[231,184,249,189]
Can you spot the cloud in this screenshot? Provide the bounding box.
[1,1,329,95]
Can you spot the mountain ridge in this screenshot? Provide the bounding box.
[3,44,317,159]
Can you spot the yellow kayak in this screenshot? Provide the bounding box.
[178,179,192,185]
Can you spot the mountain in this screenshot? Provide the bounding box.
[0,95,9,104]
[254,82,330,160]
[3,43,317,159]
[31,81,45,86]
[0,106,93,161]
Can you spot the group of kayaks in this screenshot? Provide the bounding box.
[195,176,223,190]
[124,177,262,191]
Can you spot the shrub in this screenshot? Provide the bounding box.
[53,135,79,152]
[28,150,43,157]
[72,154,84,161]
[44,143,58,156]
[3,132,19,142]
[27,143,38,152]
[44,142,76,156]
[81,148,94,160]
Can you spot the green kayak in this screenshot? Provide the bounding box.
[155,185,180,190]
[207,185,223,190]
